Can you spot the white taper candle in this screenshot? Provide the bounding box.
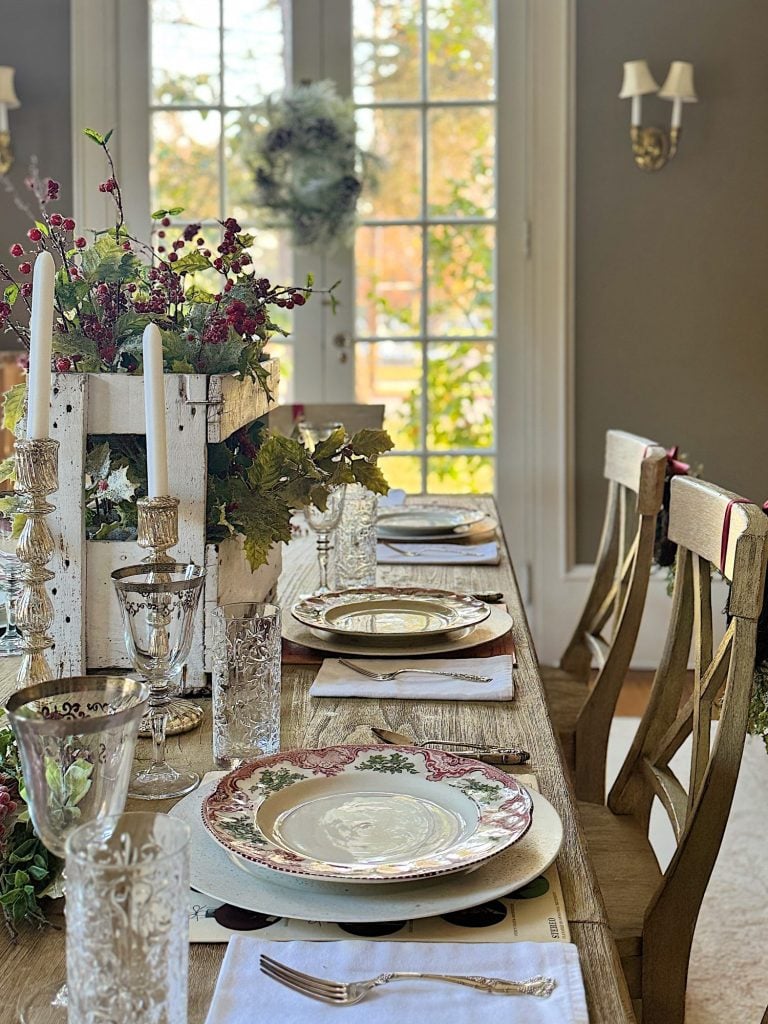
[142,323,169,497]
[631,95,642,127]
[670,97,683,130]
[26,250,55,439]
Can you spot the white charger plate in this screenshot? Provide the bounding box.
[171,777,564,923]
[282,602,512,658]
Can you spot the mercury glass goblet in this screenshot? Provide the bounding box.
[5,675,150,1024]
[304,485,346,595]
[111,562,205,800]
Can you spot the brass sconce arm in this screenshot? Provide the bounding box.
[0,130,12,175]
[629,125,681,172]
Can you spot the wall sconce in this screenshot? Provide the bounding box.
[0,67,20,176]
[619,60,697,172]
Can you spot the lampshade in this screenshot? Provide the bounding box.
[619,60,659,99]
[659,61,697,103]
[0,67,20,109]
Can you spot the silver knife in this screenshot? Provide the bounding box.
[371,727,530,766]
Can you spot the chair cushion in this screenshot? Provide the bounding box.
[578,800,663,961]
[539,665,588,768]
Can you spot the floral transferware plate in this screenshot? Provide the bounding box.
[291,587,491,641]
[201,745,534,883]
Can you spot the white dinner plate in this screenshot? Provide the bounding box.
[172,777,564,923]
[282,602,513,657]
[376,506,486,536]
[291,587,491,641]
[202,745,533,883]
[377,515,500,543]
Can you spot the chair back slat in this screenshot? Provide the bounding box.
[560,430,667,803]
[607,475,768,1012]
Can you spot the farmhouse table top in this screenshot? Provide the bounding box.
[0,495,635,1024]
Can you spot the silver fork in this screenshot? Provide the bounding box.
[259,954,557,1004]
[338,658,492,684]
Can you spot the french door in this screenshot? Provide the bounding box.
[72,0,530,580]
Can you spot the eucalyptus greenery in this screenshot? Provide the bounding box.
[243,80,377,249]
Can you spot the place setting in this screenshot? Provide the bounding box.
[376,501,502,566]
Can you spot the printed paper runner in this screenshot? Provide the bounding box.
[188,774,570,945]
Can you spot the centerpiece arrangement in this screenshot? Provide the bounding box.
[0,128,393,680]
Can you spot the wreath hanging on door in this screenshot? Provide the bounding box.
[244,80,377,250]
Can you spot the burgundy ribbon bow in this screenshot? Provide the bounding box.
[665,445,690,477]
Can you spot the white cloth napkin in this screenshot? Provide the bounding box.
[205,937,588,1024]
[378,488,407,509]
[309,655,515,701]
[377,540,500,565]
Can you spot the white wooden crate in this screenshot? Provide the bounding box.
[47,362,280,681]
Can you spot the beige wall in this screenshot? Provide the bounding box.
[575,1,768,560]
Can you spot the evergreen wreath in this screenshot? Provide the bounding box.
[245,80,377,249]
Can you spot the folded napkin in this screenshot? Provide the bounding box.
[377,540,500,565]
[378,488,407,509]
[205,937,588,1024]
[309,655,514,701]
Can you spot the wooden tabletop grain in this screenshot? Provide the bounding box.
[0,497,635,1023]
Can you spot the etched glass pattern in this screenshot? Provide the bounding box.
[66,812,190,1024]
[212,603,282,768]
[331,483,377,590]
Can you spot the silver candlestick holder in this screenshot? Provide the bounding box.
[135,495,203,736]
[14,436,59,690]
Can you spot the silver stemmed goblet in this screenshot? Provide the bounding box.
[304,485,346,595]
[111,562,205,800]
[5,675,149,1024]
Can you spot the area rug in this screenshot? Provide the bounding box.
[607,720,768,1022]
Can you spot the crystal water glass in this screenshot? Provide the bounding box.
[0,517,23,656]
[304,485,346,594]
[212,602,282,768]
[331,482,378,589]
[6,676,149,1024]
[111,562,205,800]
[66,812,190,1024]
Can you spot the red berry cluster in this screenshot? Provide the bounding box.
[97,177,117,193]
[0,779,19,851]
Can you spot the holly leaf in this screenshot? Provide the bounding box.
[351,460,390,494]
[348,428,394,458]
[102,465,136,504]
[312,426,346,460]
[84,441,111,483]
[3,382,26,435]
[3,283,19,307]
[63,759,94,806]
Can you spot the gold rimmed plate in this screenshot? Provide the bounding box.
[291,587,491,642]
[376,506,486,537]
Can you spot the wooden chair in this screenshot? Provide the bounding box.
[580,476,768,1024]
[542,430,667,802]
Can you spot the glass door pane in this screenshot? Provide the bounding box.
[352,0,498,494]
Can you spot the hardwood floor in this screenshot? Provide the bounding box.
[615,670,654,716]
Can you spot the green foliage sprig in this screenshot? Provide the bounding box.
[0,716,60,935]
[243,80,377,250]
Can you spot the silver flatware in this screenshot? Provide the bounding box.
[372,727,531,766]
[259,954,556,1005]
[339,658,491,684]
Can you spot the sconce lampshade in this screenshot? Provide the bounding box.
[619,60,659,98]
[659,61,697,102]
[0,67,20,108]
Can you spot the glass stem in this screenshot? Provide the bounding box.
[149,686,170,768]
[316,534,331,591]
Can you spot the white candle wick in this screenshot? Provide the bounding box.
[27,250,55,439]
[142,323,169,497]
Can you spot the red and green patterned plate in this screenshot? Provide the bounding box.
[201,744,533,884]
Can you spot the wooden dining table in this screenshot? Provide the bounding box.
[0,496,636,1023]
